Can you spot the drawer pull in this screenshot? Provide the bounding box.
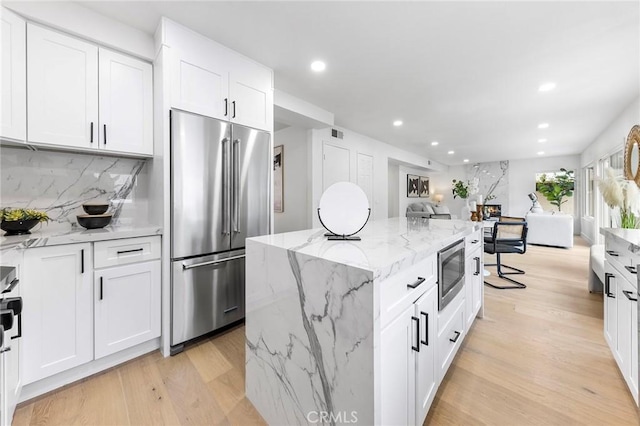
[606,250,619,257]
[223,306,238,314]
[449,330,461,343]
[623,290,638,302]
[411,316,420,352]
[605,273,615,298]
[117,248,144,255]
[624,265,637,275]
[407,277,425,289]
[471,239,479,244]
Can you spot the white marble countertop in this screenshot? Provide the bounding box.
[0,224,162,251]
[249,217,480,276]
[600,227,640,251]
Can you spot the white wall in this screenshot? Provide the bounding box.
[388,162,399,217]
[310,127,446,227]
[274,126,311,233]
[580,96,640,243]
[508,155,581,233]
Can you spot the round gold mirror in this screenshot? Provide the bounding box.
[624,125,640,186]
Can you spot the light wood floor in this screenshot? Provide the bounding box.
[14,237,640,425]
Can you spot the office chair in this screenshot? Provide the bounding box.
[484,220,528,289]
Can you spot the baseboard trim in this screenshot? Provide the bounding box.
[19,338,160,403]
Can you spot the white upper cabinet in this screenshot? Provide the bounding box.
[27,24,152,156]
[164,19,273,131]
[99,48,153,155]
[0,8,26,142]
[229,54,273,131]
[27,23,98,149]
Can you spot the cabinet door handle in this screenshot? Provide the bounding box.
[420,311,429,346]
[99,277,103,301]
[605,273,615,298]
[90,122,94,143]
[232,101,236,118]
[474,256,480,275]
[624,265,637,275]
[116,248,144,255]
[103,124,107,145]
[471,239,479,244]
[606,250,619,257]
[411,316,420,352]
[623,290,638,301]
[449,330,461,343]
[81,249,84,274]
[224,98,228,116]
[407,277,425,289]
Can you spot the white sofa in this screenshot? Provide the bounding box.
[525,212,574,248]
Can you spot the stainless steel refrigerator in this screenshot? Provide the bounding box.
[170,109,270,354]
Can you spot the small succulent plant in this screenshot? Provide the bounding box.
[0,208,50,222]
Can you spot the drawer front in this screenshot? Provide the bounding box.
[605,234,639,290]
[465,228,482,253]
[94,236,161,269]
[380,254,436,328]
[437,297,465,381]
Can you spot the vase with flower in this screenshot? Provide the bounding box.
[452,178,479,220]
[599,168,640,229]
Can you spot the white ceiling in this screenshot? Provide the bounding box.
[75,0,639,166]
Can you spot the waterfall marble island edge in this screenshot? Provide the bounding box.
[245,217,484,425]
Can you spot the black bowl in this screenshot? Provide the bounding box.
[77,214,112,229]
[82,203,109,215]
[1,219,40,235]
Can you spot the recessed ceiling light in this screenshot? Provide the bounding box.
[538,138,547,143]
[463,159,469,163]
[538,82,556,92]
[393,120,403,127]
[310,60,326,72]
[538,123,549,129]
[431,141,439,146]
[447,150,454,155]
[537,151,545,155]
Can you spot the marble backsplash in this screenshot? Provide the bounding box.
[0,146,149,231]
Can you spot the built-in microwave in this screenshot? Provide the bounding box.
[438,239,465,311]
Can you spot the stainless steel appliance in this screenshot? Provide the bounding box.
[438,239,465,310]
[0,266,22,425]
[170,109,270,354]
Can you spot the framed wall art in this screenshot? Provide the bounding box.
[274,145,284,213]
[419,176,430,198]
[407,174,419,198]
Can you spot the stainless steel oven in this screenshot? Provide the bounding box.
[438,239,465,310]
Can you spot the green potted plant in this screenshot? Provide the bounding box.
[0,208,50,235]
[535,168,575,212]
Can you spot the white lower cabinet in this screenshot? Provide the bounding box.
[381,285,438,425]
[603,232,639,406]
[22,244,93,384]
[94,260,161,359]
[21,236,161,391]
[465,246,483,330]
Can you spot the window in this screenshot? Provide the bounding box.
[584,166,595,217]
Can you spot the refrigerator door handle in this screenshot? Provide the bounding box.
[233,138,241,233]
[182,254,246,270]
[222,137,231,235]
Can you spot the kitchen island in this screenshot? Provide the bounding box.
[245,217,484,425]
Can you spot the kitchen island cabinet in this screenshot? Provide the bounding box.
[602,228,639,406]
[245,217,483,425]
